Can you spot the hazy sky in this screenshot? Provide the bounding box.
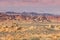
[0,0,60,14]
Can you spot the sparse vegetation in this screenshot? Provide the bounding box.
[30,37,40,40]
[22,38,27,40]
[0,12,60,40]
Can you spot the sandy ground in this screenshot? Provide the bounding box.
[0,19,60,40]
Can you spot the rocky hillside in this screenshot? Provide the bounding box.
[0,12,60,23]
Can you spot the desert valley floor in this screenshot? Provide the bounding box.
[0,12,60,40]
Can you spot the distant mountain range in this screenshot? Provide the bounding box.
[0,12,60,22]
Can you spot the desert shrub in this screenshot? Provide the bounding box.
[22,38,27,40]
[17,27,22,30]
[50,25,55,28]
[30,37,40,40]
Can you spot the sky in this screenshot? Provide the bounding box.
[0,0,60,14]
